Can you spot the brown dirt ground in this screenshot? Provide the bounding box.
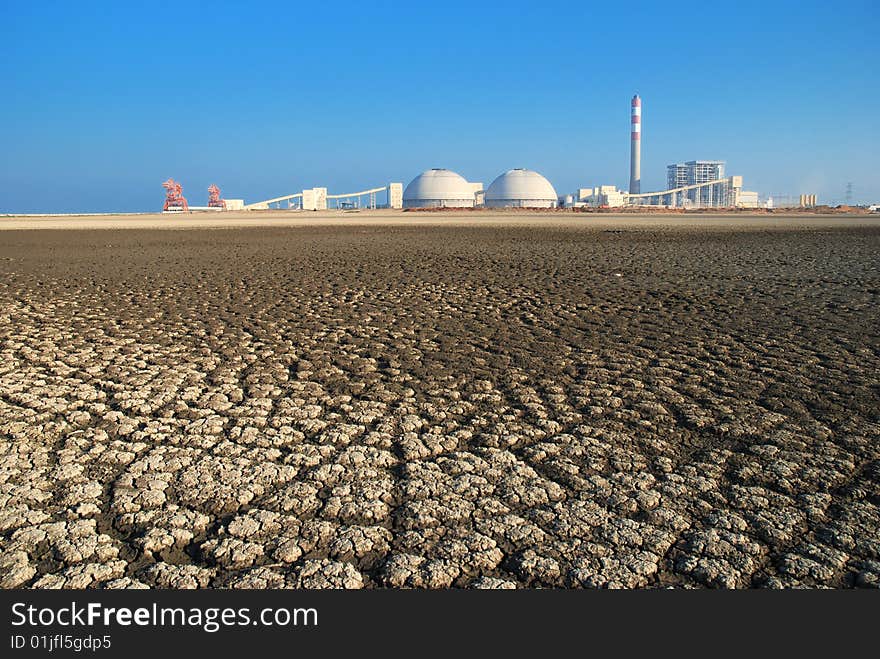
[0,218,877,589]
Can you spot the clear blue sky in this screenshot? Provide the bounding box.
[1,0,877,212]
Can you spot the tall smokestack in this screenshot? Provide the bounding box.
[630,94,641,194]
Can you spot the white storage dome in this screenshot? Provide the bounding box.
[403,169,475,208]
[484,169,557,208]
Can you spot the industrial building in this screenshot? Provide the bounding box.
[666,161,726,204]
[686,160,725,184]
[400,168,557,209]
[484,169,557,208]
[577,186,627,208]
[799,194,817,208]
[735,190,760,208]
[402,169,480,208]
[162,93,766,214]
[665,161,726,206]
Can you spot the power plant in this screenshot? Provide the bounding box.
[161,93,793,213]
[576,97,760,209]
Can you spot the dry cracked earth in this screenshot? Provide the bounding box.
[0,223,878,589]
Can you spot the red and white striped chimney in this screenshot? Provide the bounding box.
[630,95,641,194]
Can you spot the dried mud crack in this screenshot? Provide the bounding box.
[0,223,878,589]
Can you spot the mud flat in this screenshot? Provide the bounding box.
[0,218,878,589]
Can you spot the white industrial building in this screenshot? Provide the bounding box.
[403,169,480,208]
[667,161,726,190]
[735,190,760,208]
[576,185,627,208]
[389,183,403,209]
[301,187,328,211]
[666,161,726,206]
[484,169,557,208]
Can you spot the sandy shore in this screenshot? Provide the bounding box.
[1,209,878,231]
[0,222,878,589]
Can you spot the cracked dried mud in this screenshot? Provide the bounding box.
[1,217,878,589]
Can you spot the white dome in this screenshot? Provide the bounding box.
[403,169,475,208]
[484,169,557,208]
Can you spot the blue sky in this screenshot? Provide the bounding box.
[1,0,877,212]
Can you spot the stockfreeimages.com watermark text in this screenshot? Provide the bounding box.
[11,601,318,634]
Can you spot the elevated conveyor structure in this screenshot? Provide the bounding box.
[243,192,303,210]
[327,186,387,210]
[624,177,742,208]
[244,183,402,211]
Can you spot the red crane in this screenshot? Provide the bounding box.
[208,183,226,209]
[162,178,189,212]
